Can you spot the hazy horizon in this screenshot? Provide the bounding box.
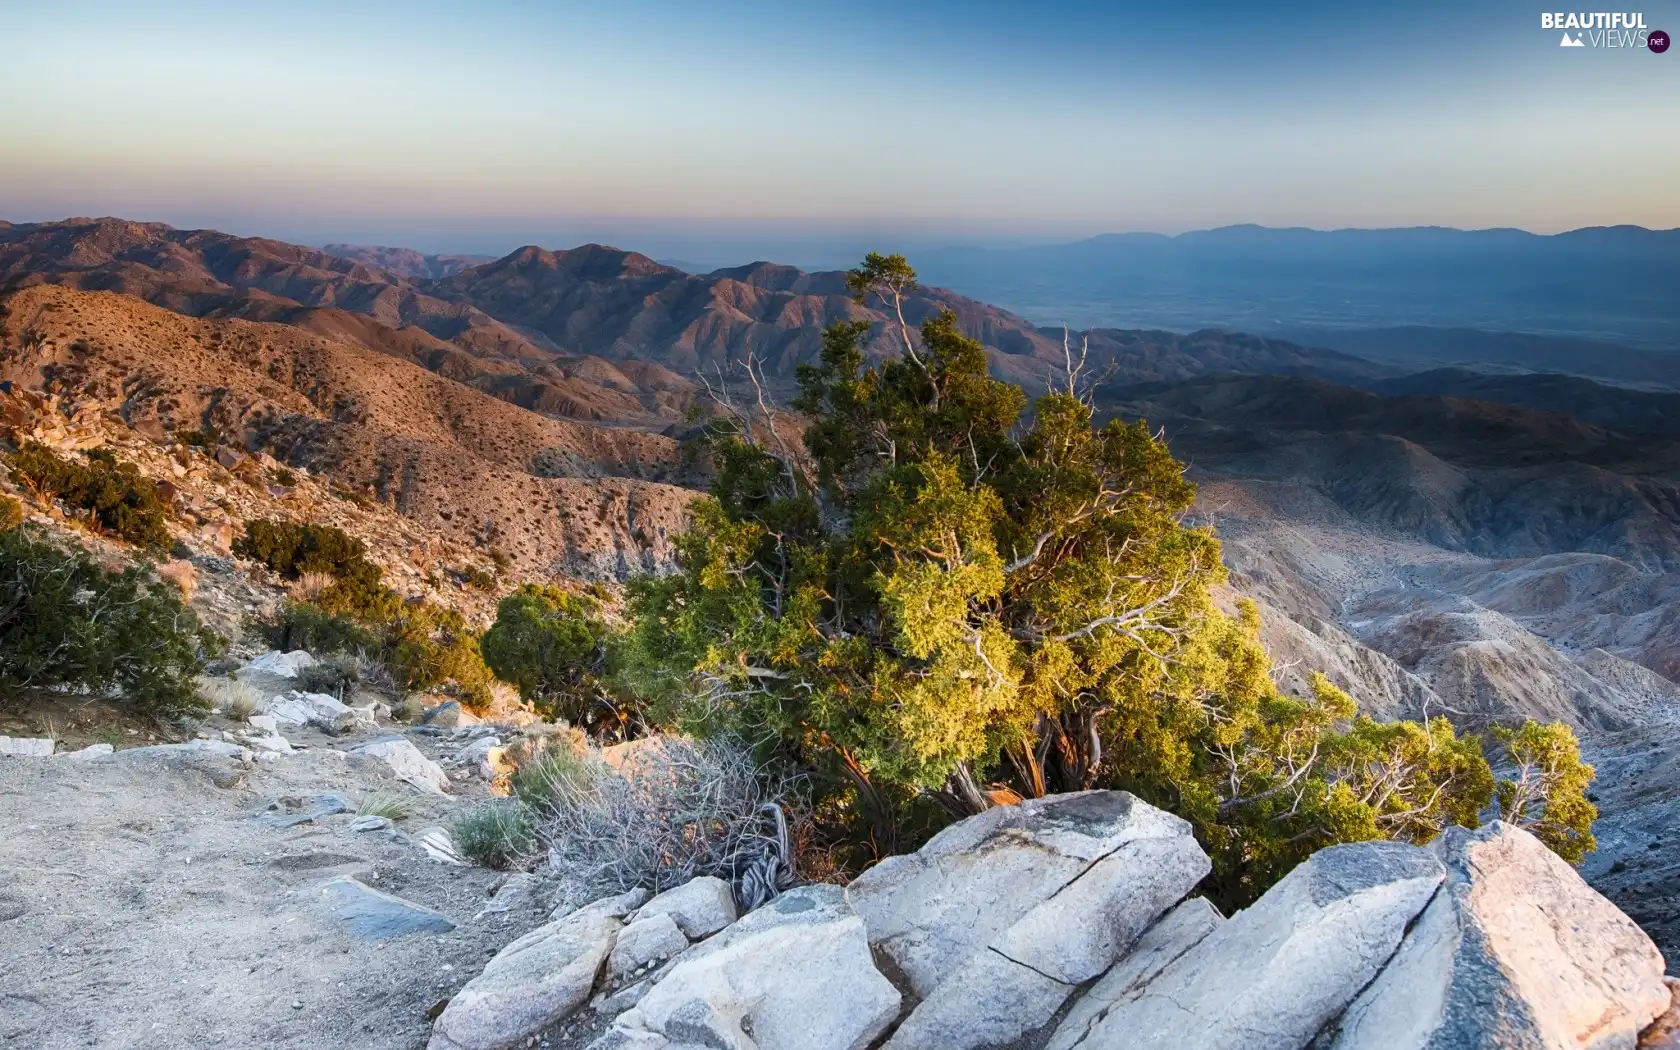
[5,0,1678,254]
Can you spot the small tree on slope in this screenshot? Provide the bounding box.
[622,253,1596,905]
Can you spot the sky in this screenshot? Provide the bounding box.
[2,0,1678,260]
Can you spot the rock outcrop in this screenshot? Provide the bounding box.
[1322,822,1670,1049]
[425,794,1675,1050]
[847,791,1209,1050]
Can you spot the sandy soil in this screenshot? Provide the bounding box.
[0,731,549,1050]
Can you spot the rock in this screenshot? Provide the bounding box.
[863,791,1210,1050]
[349,737,452,794]
[424,700,479,728]
[1641,979,1680,1049]
[413,827,466,866]
[553,887,652,922]
[255,793,351,828]
[123,739,251,762]
[1324,822,1671,1050]
[586,1031,669,1050]
[1051,840,1443,1050]
[593,978,654,1017]
[348,815,394,833]
[242,733,294,754]
[428,890,642,1050]
[1045,897,1225,1050]
[609,912,689,979]
[453,736,503,769]
[633,876,737,940]
[349,701,390,726]
[605,884,899,1050]
[247,714,279,734]
[474,872,542,920]
[267,691,357,733]
[0,737,55,757]
[62,743,114,759]
[320,876,457,940]
[237,650,316,679]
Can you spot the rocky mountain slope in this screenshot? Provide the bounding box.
[0,284,696,578]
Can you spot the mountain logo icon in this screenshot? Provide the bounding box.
[1560,31,1586,46]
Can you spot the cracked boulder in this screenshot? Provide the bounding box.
[1322,822,1670,1050]
[847,790,1210,1050]
[1049,839,1444,1050]
[600,884,899,1050]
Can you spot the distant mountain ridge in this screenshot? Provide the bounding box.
[0,218,1391,419]
[913,223,1680,350]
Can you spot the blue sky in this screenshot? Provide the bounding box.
[2,0,1676,257]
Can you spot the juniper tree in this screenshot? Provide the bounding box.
[624,254,1596,900]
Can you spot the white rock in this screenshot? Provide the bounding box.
[267,690,356,732]
[1324,822,1671,1050]
[607,884,899,1050]
[634,876,737,940]
[122,739,251,762]
[237,650,316,679]
[414,827,465,865]
[452,736,502,768]
[243,733,294,754]
[247,714,279,734]
[348,815,394,833]
[0,736,55,757]
[428,890,644,1050]
[63,743,115,760]
[349,737,451,794]
[866,791,1211,1050]
[1053,840,1444,1050]
[1045,897,1225,1050]
[847,790,1202,999]
[609,912,689,979]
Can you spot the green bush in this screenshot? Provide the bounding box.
[235,519,398,620]
[482,586,618,726]
[295,652,361,700]
[461,565,496,591]
[0,527,208,719]
[452,801,536,870]
[265,601,380,656]
[234,519,368,579]
[8,443,172,549]
[0,495,22,532]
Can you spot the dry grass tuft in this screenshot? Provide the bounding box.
[155,559,197,601]
[288,571,337,604]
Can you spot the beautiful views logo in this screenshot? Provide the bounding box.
[1541,11,1667,49]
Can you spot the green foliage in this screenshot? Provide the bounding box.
[452,801,536,870]
[510,735,600,814]
[0,495,22,532]
[382,600,494,704]
[481,586,621,728]
[266,600,380,656]
[624,252,1599,903]
[462,565,496,591]
[1493,720,1598,864]
[235,519,399,620]
[295,652,361,699]
[8,443,172,549]
[0,527,207,719]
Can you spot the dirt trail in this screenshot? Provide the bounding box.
[0,739,545,1049]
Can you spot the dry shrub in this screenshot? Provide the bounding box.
[538,736,801,911]
[288,570,336,604]
[202,678,263,721]
[156,559,197,601]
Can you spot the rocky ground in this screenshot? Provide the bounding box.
[0,656,569,1050]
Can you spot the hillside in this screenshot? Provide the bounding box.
[0,284,696,578]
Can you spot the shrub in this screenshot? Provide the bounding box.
[510,732,599,814]
[482,585,621,728]
[203,678,263,721]
[453,801,536,870]
[265,600,380,656]
[461,565,496,591]
[356,791,411,822]
[8,443,172,549]
[0,495,22,532]
[234,519,369,580]
[0,527,208,719]
[295,652,361,700]
[537,736,801,909]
